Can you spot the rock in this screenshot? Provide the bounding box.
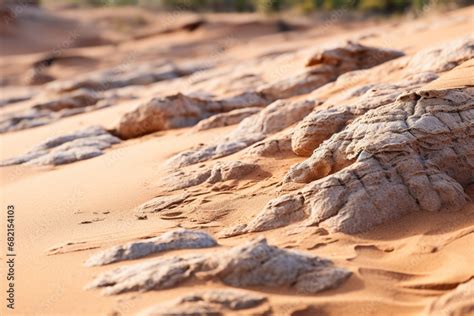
[235,87,472,235]
[193,107,261,131]
[137,289,267,316]
[0,126,120,166]
[166,99,315,168]
[220,194,306,237]
[135,193,190,213]
[292,37,473,157]
[244,133,293,157]
[258,41,404,100]
[114,92,267,139]
[425,279,474,316]
[32,89,100,111]
[0,89,108,133]
[47,61,208,93]
[86,237,351,295]
[163,161,258,191]
[115,42,402,139]
[85,229,217,267]
[402,36,474,75]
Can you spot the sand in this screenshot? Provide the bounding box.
[0,4,473,316]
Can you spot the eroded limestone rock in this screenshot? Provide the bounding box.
[193,107,261,131]
[0,89,109,133]
[258,41,404,100]
[226,87,473,235]
[164,160,258,191]
[115,42,402,140]
[86,237,351,295]
[47,62,207,93]
[85,229,217,267]
[292,37,473,157]
[0,126,120,166]
[114,92,267,139]
[166,99,315,168]
[425,279,474,316]
[137,289,267,316]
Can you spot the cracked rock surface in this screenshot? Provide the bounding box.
[86,237,351,295]
[85,229,217,267]
[226,86,473,236]
[292,37,473,157]
[0,126,120,166]
[137,289,267,316]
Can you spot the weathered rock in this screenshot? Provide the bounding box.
[166,99,315,168]
[163,160,258,191]
[47,61,208,93]
[258,41,404,100]
[402,36,474,75]
[425,279,474,316]
[0,126,120,166]
[220,194,306,237]
[227,87,473,235]
[32,89,100,111]
[85,229,217,267]
[193,107,261,131]
[137,289,267,316]
[135,193,190,213]
[115,42,402,139]
[114,92,267,139]
[0,89,109,133]
[292,37,473,157]
[86,237,351,295]
[244,133,293,157]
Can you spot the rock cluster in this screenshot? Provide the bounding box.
[114,42,403,139]
[47,61,208,93]
[0,126,120,166]
[86,237,351,295]
[225,87,473,236]
[85,229,217,267]
[166,99,316,168]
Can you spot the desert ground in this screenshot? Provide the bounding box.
[0,3,473,316]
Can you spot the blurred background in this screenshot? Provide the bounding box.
[3,0,472,14]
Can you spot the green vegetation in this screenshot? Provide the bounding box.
[39,0,468,14]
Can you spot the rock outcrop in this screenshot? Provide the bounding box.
[85,229,217,267]
[138,289,267,316]
[0,126,120,166]
[166,99,316,168]
[114,92,267,139]
[425,279,474,316]
[86,237,351,295]
[225,86,473,236]
[163,160,259,191]
[292,37,473,157]
[47,61,208,93]
[114,42,403,139]
[258,41,404,100]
